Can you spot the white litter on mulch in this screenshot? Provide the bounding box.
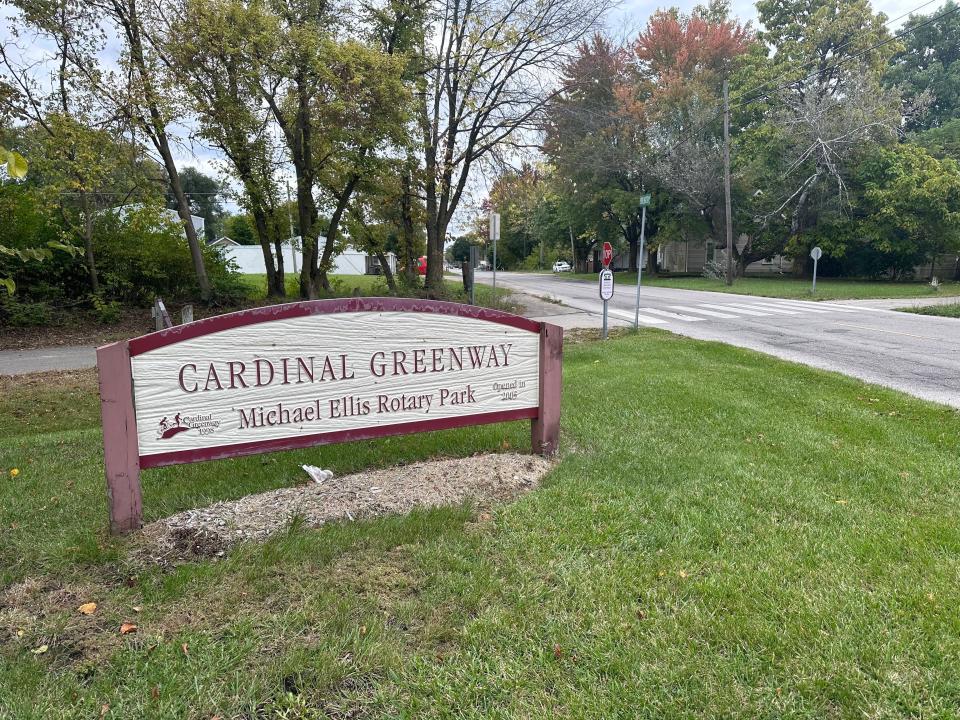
[134,453,551,565]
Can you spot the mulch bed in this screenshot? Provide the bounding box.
[134,453,552,565]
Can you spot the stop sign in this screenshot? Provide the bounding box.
[602,241,613,268]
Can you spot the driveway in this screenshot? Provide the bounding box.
[479,271,960,409]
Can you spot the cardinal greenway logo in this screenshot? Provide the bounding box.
[156,412,222,440]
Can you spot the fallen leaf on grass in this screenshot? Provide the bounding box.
[78,602,97,616]
[181,643,189,656]
[835,499,848,505]
[151,686,160,701]
[99,703,109,718]
[32,644,48,655]
[119,622,138,635]
[9,468,20,478]
[553,644,563,660]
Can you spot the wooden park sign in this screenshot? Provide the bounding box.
[98,298,563,534]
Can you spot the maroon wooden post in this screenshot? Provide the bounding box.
[532,322,563,456]
[97,341,143,534]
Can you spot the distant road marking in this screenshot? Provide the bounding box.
[669,305,739,319]
[726,302,800,315]
[636,308,705,322]
[698,303,771,316]
[766,299,858,313]
[607,308,668,324]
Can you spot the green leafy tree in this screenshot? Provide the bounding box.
[222,213,257,245]
[544,35,649,270]
[415,0,612,292]
[753,0,902,270]
[857,144,960,278]
[885,1,960,132]
[166,0,288,296]
[170,167,225,242]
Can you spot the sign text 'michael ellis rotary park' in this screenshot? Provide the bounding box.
[97,298,563,534]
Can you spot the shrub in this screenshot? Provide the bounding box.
[0,294,57,327]
[92,204,240,305]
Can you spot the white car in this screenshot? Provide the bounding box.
[552,261,572,273]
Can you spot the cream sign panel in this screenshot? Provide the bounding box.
[130,310,540,459]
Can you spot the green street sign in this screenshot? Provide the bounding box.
[639,194,651,207]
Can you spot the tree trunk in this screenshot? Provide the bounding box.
[295,170,318,300]
[117,0,210,301]
[625,222,639,272]
[646,246,658,277]
[273,239,286,297]
[164,147,210,301]
[375,249,398,295]
[316,176,361,293]
[251,206,280,298]
[400,169,419,287]
[80,191,99,294]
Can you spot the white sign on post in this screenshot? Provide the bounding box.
[810,246,822,294]
[599,269,614,300]
[599,268,614,341]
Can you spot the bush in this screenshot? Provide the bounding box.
[90,294,123,324]
[92,204,240,305]
[0,294,57,327]
[701,259,726,281]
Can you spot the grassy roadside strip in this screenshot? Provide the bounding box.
[898,302,960,318]
[557,273,959,301]
[2,331,960,717]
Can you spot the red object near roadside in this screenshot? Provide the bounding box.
[601,241,613,268]
[417,256,427,275]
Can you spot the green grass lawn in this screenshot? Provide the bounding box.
[240,272,512,310]
[3,333,960,717]
[900,301,960,318]
[239,273,389,299]
[563,273,960,301]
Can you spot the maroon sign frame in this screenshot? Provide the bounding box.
[98,298,563,534]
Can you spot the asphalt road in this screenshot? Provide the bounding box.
[0,344,97,376]
[480,271,960,409]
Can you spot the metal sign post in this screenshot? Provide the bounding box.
[470,245,479,304]
[633,193,651,329]
[490,212,501,298]
[599,242,614,340]
[810,246,822,295]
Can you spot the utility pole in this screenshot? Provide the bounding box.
[723,78,734,287]
[633,199,648,329]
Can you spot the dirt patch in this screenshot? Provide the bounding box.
[135,453,551,565]
[0,310,152,351]
[0,576,122,667]
[0,367,98,394]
